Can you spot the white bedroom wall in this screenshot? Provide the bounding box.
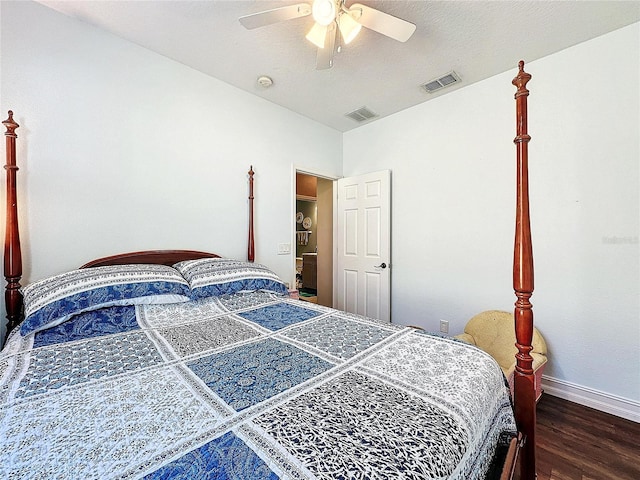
[344,24,639,408]
[0,1,342,341]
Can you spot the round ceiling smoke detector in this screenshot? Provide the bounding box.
[257,75,273,88]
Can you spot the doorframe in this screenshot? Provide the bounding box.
[291,165,339,306]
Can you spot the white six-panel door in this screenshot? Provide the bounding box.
[336,170,391,322]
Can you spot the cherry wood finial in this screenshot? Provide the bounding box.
[512,60,532,98]
[2,111,19,136]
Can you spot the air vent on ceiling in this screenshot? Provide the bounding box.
[345,106,378,123]
[421,71,461,94]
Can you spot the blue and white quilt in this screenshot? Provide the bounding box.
[1,291,516,479]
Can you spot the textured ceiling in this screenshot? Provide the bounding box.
[37,1,640,132]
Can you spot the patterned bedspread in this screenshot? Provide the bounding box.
[1,291,516,479]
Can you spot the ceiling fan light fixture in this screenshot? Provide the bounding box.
[311,0,336,26]
[306,22,327,48]
[239,1,416,71]
[338,11,361,44]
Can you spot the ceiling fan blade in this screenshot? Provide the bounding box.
[239,3,311,29]
[349,3,416,42]
[316,21,337,70]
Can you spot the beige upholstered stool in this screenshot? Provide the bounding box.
[455,310,547,401]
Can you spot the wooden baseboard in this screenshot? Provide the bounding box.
[541,375,640,423]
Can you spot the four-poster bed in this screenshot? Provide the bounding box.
[1,62,537,479]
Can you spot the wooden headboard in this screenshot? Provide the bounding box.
[79,250,221,268]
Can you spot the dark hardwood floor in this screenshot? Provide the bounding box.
[523,394,640,480]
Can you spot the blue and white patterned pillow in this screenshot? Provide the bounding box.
[174,258,288,299]
[20,264,191,336]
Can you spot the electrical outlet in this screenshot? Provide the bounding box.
[277,243,291,255]
[439,320,449,334]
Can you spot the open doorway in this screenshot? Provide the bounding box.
[295,172,333,307]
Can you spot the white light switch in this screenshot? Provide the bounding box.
[278,243,291,255]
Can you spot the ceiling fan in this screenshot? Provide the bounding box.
[239,0,416,70]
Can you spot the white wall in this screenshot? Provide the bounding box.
[0,1,342,340]
[344,24,639,406]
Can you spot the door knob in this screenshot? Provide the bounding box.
[375,262,387,269]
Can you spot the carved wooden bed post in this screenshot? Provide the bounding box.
[248,165,255,263]
[512,61,536,479]
[3,111,22,344]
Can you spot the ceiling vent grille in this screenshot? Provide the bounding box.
[421,71,461,94]
[345,106,378,123]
